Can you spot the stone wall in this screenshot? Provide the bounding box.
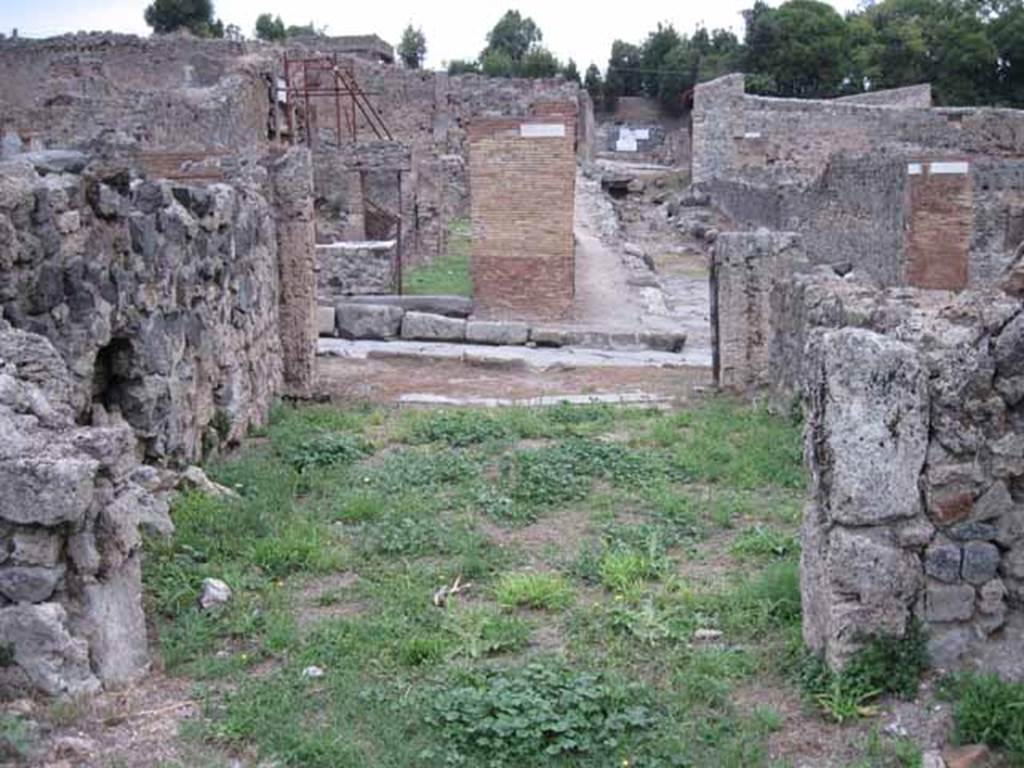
[782,273,1024,671]
[0,34,273,154]
[0,322,170,697]
[0,150,284,464]
[710,231,804,389]
[469,111,577,320]
[594,97,689,166]
[692,73,1024,187]
[706,151,1024,290]
[315,241,397,299]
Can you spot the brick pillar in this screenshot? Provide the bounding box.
[469,108,577,320]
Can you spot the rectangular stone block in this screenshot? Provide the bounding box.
[925,582,976,623]
[335,303,404,340]
[316,306,336,337]
[401,311,466,341]
[465,320,530,346]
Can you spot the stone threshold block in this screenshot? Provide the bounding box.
[334,302,405,340]
[400,311,467,341]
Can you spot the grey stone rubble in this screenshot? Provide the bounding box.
[0,324,172,697]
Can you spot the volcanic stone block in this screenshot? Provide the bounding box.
[466,320,530,346]
[316,306,336,337]
[925,583,976,623]
[335,303,404,340]
[807,328,929,526]
[924,543,961,584]
[962,542,1001,585]
[401,312,466,342]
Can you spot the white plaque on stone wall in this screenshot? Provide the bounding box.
[907,163,923,175]
[520,123,566,138]
[929,161,969,175]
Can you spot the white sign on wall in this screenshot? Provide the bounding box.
[615,127,651,152]
[520,123,566,138]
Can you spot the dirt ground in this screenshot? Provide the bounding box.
[315,354,713,405]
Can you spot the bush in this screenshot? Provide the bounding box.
[422,662,651,766]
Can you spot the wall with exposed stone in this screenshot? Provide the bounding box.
[0,150,285,465]
[781,273,1024,672]
[0,34,273,155]
[0,321,171,697]
[594,97,689,167]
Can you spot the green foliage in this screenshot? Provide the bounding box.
[743,0,850,98]
[729,524,799,560]
[794,620,928,722]
[495,571,574,610]
[483,9,542,63]
[444,606,530,660]
[561,58,581,84]
[940,671,1024,759]
[0,715,33,762]
[654,400,805,489]
[447,59,481,75]
[402,218,472,296]
[406,409,512,447]
[421,662,652,766]
[849,729,923,768]
[254,13,285,41]
[144,0,223,37]
[0,642,14,667]
[280,433,370,473]
[398,25,427,69]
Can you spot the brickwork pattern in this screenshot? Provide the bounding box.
[469,111,577,320]
[906,162,972,290]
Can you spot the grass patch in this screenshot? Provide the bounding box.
[402,218,472,296]
[495,571,574,610]
[141,396,817,766]
[940,671,1024,760]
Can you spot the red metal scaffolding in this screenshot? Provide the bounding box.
[282,54,393,145]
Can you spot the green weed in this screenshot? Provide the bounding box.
[940,671,1024,759]
[495,571,574,611]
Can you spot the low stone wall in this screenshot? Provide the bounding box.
[0,151,285,464]
[316,241,397,298]
[771,271,1024,672]
[0,323,169,697]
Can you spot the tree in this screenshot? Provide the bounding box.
[481,48,516,77]
[254,13,285,41]
[743,0,850,97]
[398,25,427,69]
[285,21,326,37]
[144,0,223,37]
[447,59,481,74]
[604,40,644,107]
[561,58,581,84]
[641,23,683,96]
[483,10,542,62]
[520,47,560,78]
[584,63,604,106]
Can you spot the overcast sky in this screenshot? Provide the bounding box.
[3,0,862,71]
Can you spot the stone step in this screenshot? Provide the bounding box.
[340,294,473,317]
[319,305,688,355]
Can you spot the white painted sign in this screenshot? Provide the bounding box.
[929,161,970,175]
[520,123,566,138]
[907,163,923,175]
[615,126,651,152]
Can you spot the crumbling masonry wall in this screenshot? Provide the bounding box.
[0,322,171,697]
[0,152,285,464]
[785,275,1024,671]
[693,74,1024,291]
